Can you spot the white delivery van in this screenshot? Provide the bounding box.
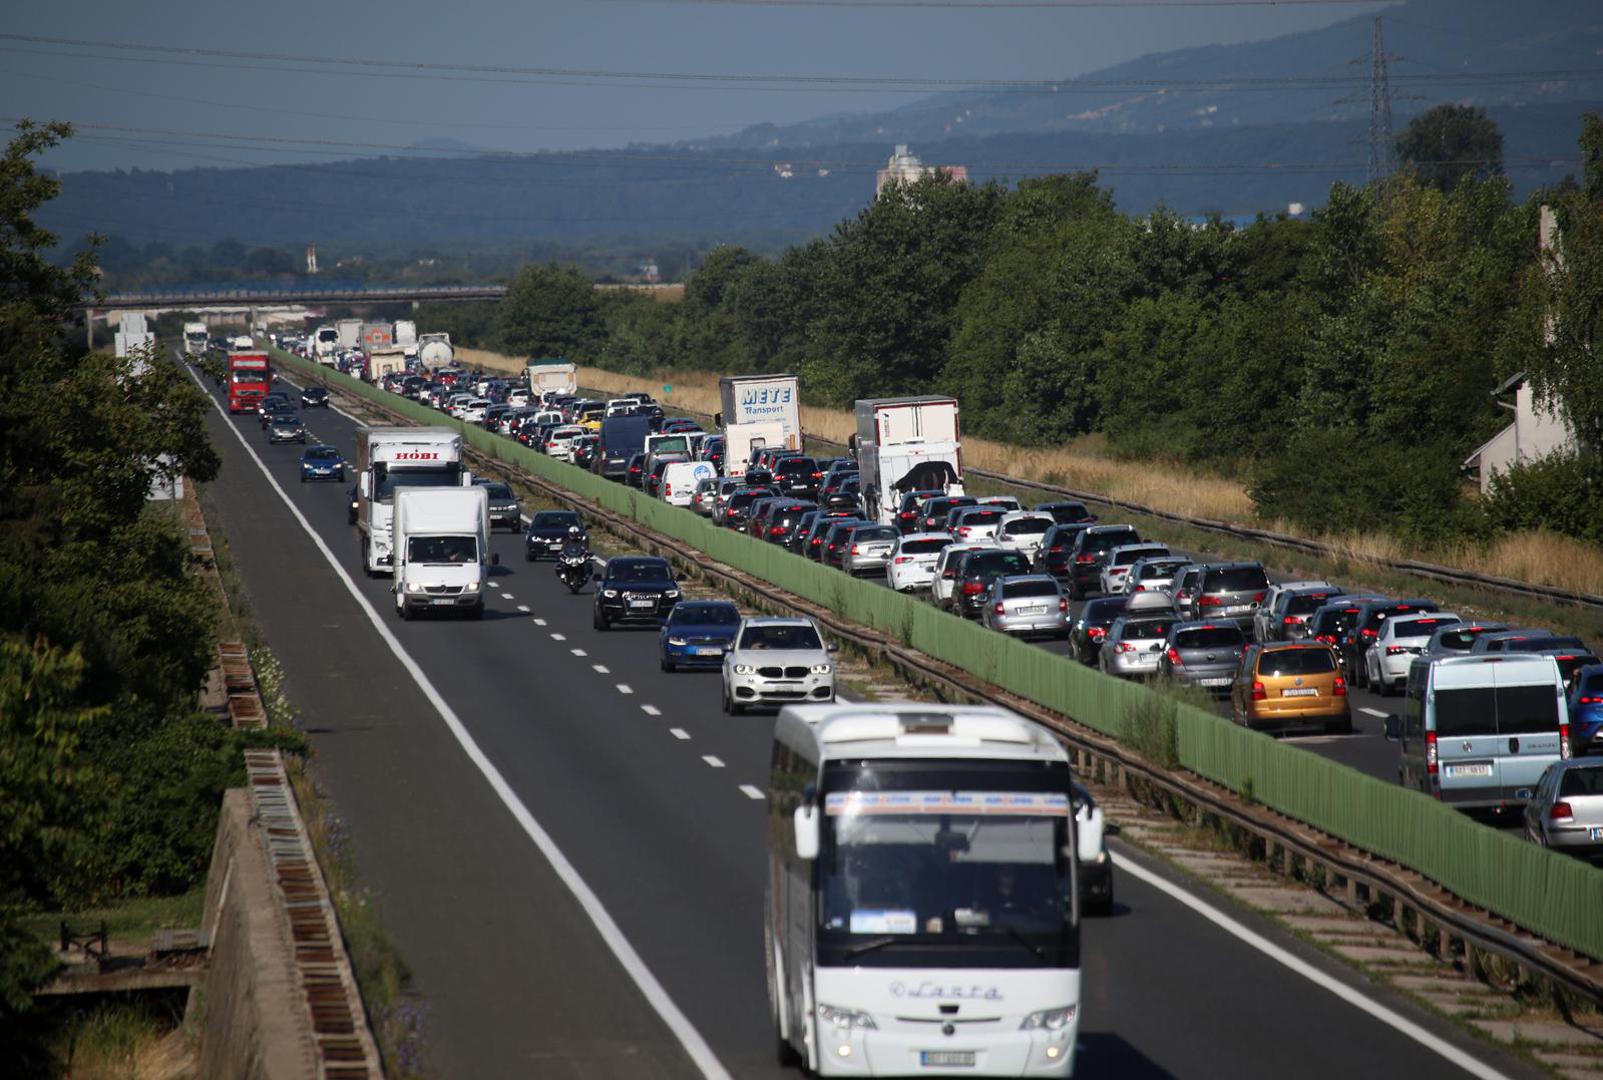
[661,460,718,507]
[392,486,495,620]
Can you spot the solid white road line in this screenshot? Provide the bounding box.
[268,369,364,426]
[1115,853,1511,1080]
[189,365,732,1080]
[641,704,662,716]
[738,785,765,801]
[593,664,611,675]
[616,683,634,695]
[670,728,690,740]
[702,756,725,769]
[1360,707,1389,718]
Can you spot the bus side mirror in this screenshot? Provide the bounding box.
[793,805,820,861]
[1383,714,1401,741]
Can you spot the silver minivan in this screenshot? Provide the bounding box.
[1386,654,1570,812]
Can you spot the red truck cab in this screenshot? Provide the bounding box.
[227,352,272,413]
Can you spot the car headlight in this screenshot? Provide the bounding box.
[668,637,688,646]
[603,589,618,598]
[665,589,679,598]
[1020,1005,1077,1032]
[463,581,480,592]
[406,581,423,593]
[733,664,755,675]
[811,664,833,674]
[817,1004,876,1031]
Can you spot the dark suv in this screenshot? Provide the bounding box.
[919,496,977,534]
[593,556,680,630]
[1065,525,1141,600]
[952,548,1035,619]
[772,456,823,500]
[1034,522,1094,580]
[1188,562,1271,626]
[893,489,945,534]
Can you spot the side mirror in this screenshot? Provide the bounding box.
[490,552,500,566]
[827,642,839,653]
[1383,714,1402,741]
[793,804,820,861]
[713,411,724,428]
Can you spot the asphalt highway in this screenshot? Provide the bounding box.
[191,363,1527,1079]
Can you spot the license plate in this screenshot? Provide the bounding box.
[1201,677,1231,687]
[921,1051,975,1068]
[1282,687,1318,697]
[1446,763,1493,778]
[695,646,723,656]
[430,598,455,606]
[629,600,654,609]
[1020,605,1046,615]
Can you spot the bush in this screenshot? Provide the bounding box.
[1483,451,1603,544]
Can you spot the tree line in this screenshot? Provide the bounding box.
[431,107,1602,546]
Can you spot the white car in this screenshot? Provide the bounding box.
[886,533,952,593]
[506,388,532,407]
[1099,543,1171,595]
[995,512,1055,559]
[544,424,588,462]
[977,495,1022,513]
[606,398,637,417]
[721,617,836,714]
[456,398,491,424]
[443,392,475,416]
[929,541,995,611]
[1365,612,1462,695]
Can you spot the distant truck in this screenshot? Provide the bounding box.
[594,414,652,481]
[722,421,785,479]
[355,427,467,576]
[526,361,578,400]
[183,321,209,356]
[362,322,394,353]
[367,348,408,383]
[418,332,454,369]
[716,374,800,452]
[231,334,253,350]
[394,320,418,359]
[391,486,494,620]
[853,395,963,526]
[336,318,363,351]
[226,352,273,414]
[312,325,340,362]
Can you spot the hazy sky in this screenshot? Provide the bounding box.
[4,0,1389,173]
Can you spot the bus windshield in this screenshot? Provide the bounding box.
[817,781,1076,969]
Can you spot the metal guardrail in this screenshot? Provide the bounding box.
[289,352,1603,1006]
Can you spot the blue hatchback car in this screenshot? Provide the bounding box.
[1570,663,1603,755]
[659,600,741,672]
[298,444,346,482]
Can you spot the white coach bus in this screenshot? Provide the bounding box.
[766,703,1084,1077]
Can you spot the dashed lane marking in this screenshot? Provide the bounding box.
[593,664,611,675]
[1360,707,1389,718]
[571,648,588,657]
[517,605,530,613]
[533,618,547,626]
[551,633,567,642]
[702,755,725,769]
[670,728,691,740]
[739,785,765,801]
[641,704,662,716]
[616,683,634,695]
[501,592,515,600]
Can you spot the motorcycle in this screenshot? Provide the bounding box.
[556,551,591,594]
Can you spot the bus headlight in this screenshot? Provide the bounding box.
[1020,1005,1076,1032]
[817,1004,876,1031]
[406,581,423,593]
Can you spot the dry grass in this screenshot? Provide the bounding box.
[452,349,1603,596]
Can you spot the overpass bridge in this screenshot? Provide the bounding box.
[86,281,509,312]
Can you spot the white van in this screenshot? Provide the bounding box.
[661,460,717,507]
[1387,654,1570,811]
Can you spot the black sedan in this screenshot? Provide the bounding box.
[524,509,585,561]
[300,385,330,408]
[593,555,680,630]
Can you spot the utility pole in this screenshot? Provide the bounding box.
[1367,15,1396,185]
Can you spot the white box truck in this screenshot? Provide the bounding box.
[391,486,494,620]
[853,395,964,525]
[722,421,785,478]
[336,318,363,351]
[368,348,408,383]
[418,332,454,369]
[182,321,209,356]
[394,319,418,359]
[355,427,468,576]
[313,324,340,363]
[526,361,578,399]
[717,374,800,451]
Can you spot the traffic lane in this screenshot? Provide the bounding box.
[197,401,705,1079]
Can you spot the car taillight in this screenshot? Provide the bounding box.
[893,556,912,564]
[1075,554,1096,564]
[962,581,984,595]
[1048,545,1065,554]
[1561,723,1572,760]
[1333,676,1347,697]
[1283,616,1305,625]
[899,511,916,519]
[1199,595,1222,607]
[1385,645,1408,655]
[1252,592,1266,603]
[663,484,672,496]
[994,603,1005,615]
[1580,696,1603,705]
[812,471,823,480]
[771,526,785,536]
[1360,628,1378,638]
[1087,627,1106,640]
[1167,647,1182,666]
[1058,599,1068,613]
[850,544,861,554]
[956,527,971,537]
[1251,681,1266,701]
[1314,634,1335,644]
[1133,585,1146,592]
[1425,731,1438,777]
[1551,800,1574,821]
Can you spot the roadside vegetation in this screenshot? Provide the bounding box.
[427,108,1603,590]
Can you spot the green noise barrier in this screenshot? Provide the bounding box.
[276,349,1603,963]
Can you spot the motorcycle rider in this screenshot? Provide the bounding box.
[557,525,591,589]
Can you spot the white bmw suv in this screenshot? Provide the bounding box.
[721,617,836,714]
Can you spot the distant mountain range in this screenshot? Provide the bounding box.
[38,0,1603,259]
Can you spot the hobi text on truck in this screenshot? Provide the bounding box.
[226,351,272,414]
[716,374,800,474]
[392,485,496,620]
[768,703,1083,1077]
[355,427,468,576]
[853,396,964,526]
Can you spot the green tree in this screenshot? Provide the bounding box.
[494,262,605,360]
[1396,104,1504,192]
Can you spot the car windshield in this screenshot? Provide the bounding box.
[531,512,579,530]
[1392,617,1456,639]
[673,604,739,626]
[957,510,1004,525]
[819,782,1074,965]
[608,560,672,583]
[777,459,817,474]
[1205,566,1268,592]
[1113,547,1166,567]
[1085,529,1138,553]
[407,536,477,564]
[276,416,301,427]
[966,552,1032,577]
[1003,579,1060,599]
[1311,607,1361,635]
[374,463,463,499]
[1258,649,1335,677]
[1175,627,1244,649]
[1082,599,1128,624]
[1139,561,1188,579]
[484,483,513,500]
[739,624,823,651]
[1005,518,1052,535]
[1436,627,1494,651]
[1286,592,1340,616]
[1042,503,1092,523]
[305,448,339,461]
[1561,767,1603,797]
[1119,619,1176,641]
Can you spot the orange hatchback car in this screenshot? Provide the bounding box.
[1231,643,1352,735]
